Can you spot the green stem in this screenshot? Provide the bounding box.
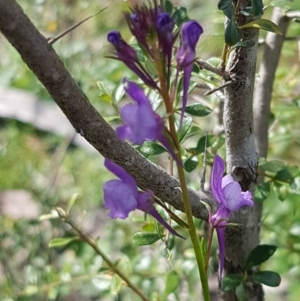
[158,85,210,301]
[205,226,215,273]
[56,209,151,301]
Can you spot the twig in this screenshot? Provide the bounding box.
[47,8,107,45]
[55,208,151,301]
[196,59,227,78]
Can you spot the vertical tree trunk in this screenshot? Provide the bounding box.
[254,8,290,157]
[221,1,262,300]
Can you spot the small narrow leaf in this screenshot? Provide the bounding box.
[275,165,299,181]
[251,0,264,16]
[273,182,287,201]
[177,116,193,143]
[140,141,166,155]
[225,20,241,46]
[222,3,235,19]
[162,271,180,299]
[172,7,189,27]
[254,181,271,203]
[218,0,232,10]
[239,19,282,35]
[164,0,173,14]
[132,232,161,246]
[259,160,285,173]
[49,237,78,248]
[195,135,215,154]
[290,176,300,194]
[222,274,243,291]
[235,282,248,301]
[249,271,281,287]
[67,193,79,215]
[185,103,212,117]
[184,155,199,172]
[230,40,256,50]
[245,244,277,270]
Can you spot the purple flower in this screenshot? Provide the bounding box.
[103,158,184,238]
[116,79,180,163]
[107,31,157,88]
[176,21,203,128]
[210,155,253,278]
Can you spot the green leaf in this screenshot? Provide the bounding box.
[251,0,264,16]
[132,232,161,246]
[218,0,232,10]
[113,83,125,104]
[273,181,287,201]
[145,59,158,76]
[195,135,215,154]
[239,19,282,35]
[259,160,285,173]
[222,3,235,19]
[185,103,212,117]
[290,176,300,194]
[172,7,189,27]
[66,193,79,215]
[230,40,256,50]
[140,141,166,155]
[245,244,277,270]
[49,237,78,248]
[164,0,173,14]
[235,282,248,301]
[99,93,112,103]
[249,271,281,287]
[207,57,222,68]
[222,274,243,291]
[162,271,180,300]
[184,155,199,172]
[225,20,241,46]
[254,181,271,202]
[178,116,193,143]
[275,165,299,181]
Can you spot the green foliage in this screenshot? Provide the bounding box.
[245,244,277,270]
[239,19,283,35]
[132,232,162,245]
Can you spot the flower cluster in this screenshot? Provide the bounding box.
[103,1,203,242]
[210,155,254,278]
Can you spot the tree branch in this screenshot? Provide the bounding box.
[221,1,263,300]
[0,0,214,220]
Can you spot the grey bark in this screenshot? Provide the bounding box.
[0,0,215,220]
[254,8,290,157]
[222,1,262,300]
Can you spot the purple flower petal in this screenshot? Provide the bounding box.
[103,180,137,219]
[211,155,226,205]
[210,155,254,279]
[221,175,234,188]
[222,182,252,211]
[176,21,203,128]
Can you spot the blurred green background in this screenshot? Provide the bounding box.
[0,0,300,300]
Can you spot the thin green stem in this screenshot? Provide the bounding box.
[158,79,210,300]
[205,226,215,273]
[55,209,151,301]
